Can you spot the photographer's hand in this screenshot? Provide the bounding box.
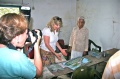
[34,30,41,45]
[29,31,36,44]
[29,30,42,77]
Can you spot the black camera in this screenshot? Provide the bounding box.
[26,29,42,42]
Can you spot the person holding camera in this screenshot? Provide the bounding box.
[0,13,42,79]
[40,16,67,66]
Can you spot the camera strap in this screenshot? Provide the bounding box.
[7,43,17,50]
[6,39,37,57]
[25,46,33,56]
[25,29,42,57]
[25,37,37,56]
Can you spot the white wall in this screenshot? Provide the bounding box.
[0,0,120,51]
[30,0,76,45]
[77,0,120,51]
[0,0,76,45]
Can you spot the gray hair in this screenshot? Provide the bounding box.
[77,16,85,21]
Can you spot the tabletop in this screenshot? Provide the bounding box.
[41,48,119,78]
[86,48,119,66]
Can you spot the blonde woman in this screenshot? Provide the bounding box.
[40,16,67,66]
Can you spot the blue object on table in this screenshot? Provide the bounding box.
[63,57,91,70]
[82,58,89,64]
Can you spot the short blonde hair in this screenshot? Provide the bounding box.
[47,16,63,32]
[0,13,28,45]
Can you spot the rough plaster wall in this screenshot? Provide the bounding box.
[1,0,120,50]
[0,0,76,45]
[30,0,76,45]
[77,0,120,50]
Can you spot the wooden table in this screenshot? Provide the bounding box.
[86,48,119,67]
[45,48,119,77]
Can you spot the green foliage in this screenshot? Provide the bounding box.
[0,7,19,17]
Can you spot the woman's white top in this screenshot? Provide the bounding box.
[40,27,58,52]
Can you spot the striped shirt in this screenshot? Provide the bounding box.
[102,50,120,79]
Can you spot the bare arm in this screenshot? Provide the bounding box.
[44,36,61,60]
[34,40,42,77]
[56,42,67,56]
[30,30,42,78]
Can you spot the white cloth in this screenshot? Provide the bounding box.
[40,27,58,51]
[71,50,83,59]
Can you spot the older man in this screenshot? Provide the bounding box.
[69,16,89,59]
